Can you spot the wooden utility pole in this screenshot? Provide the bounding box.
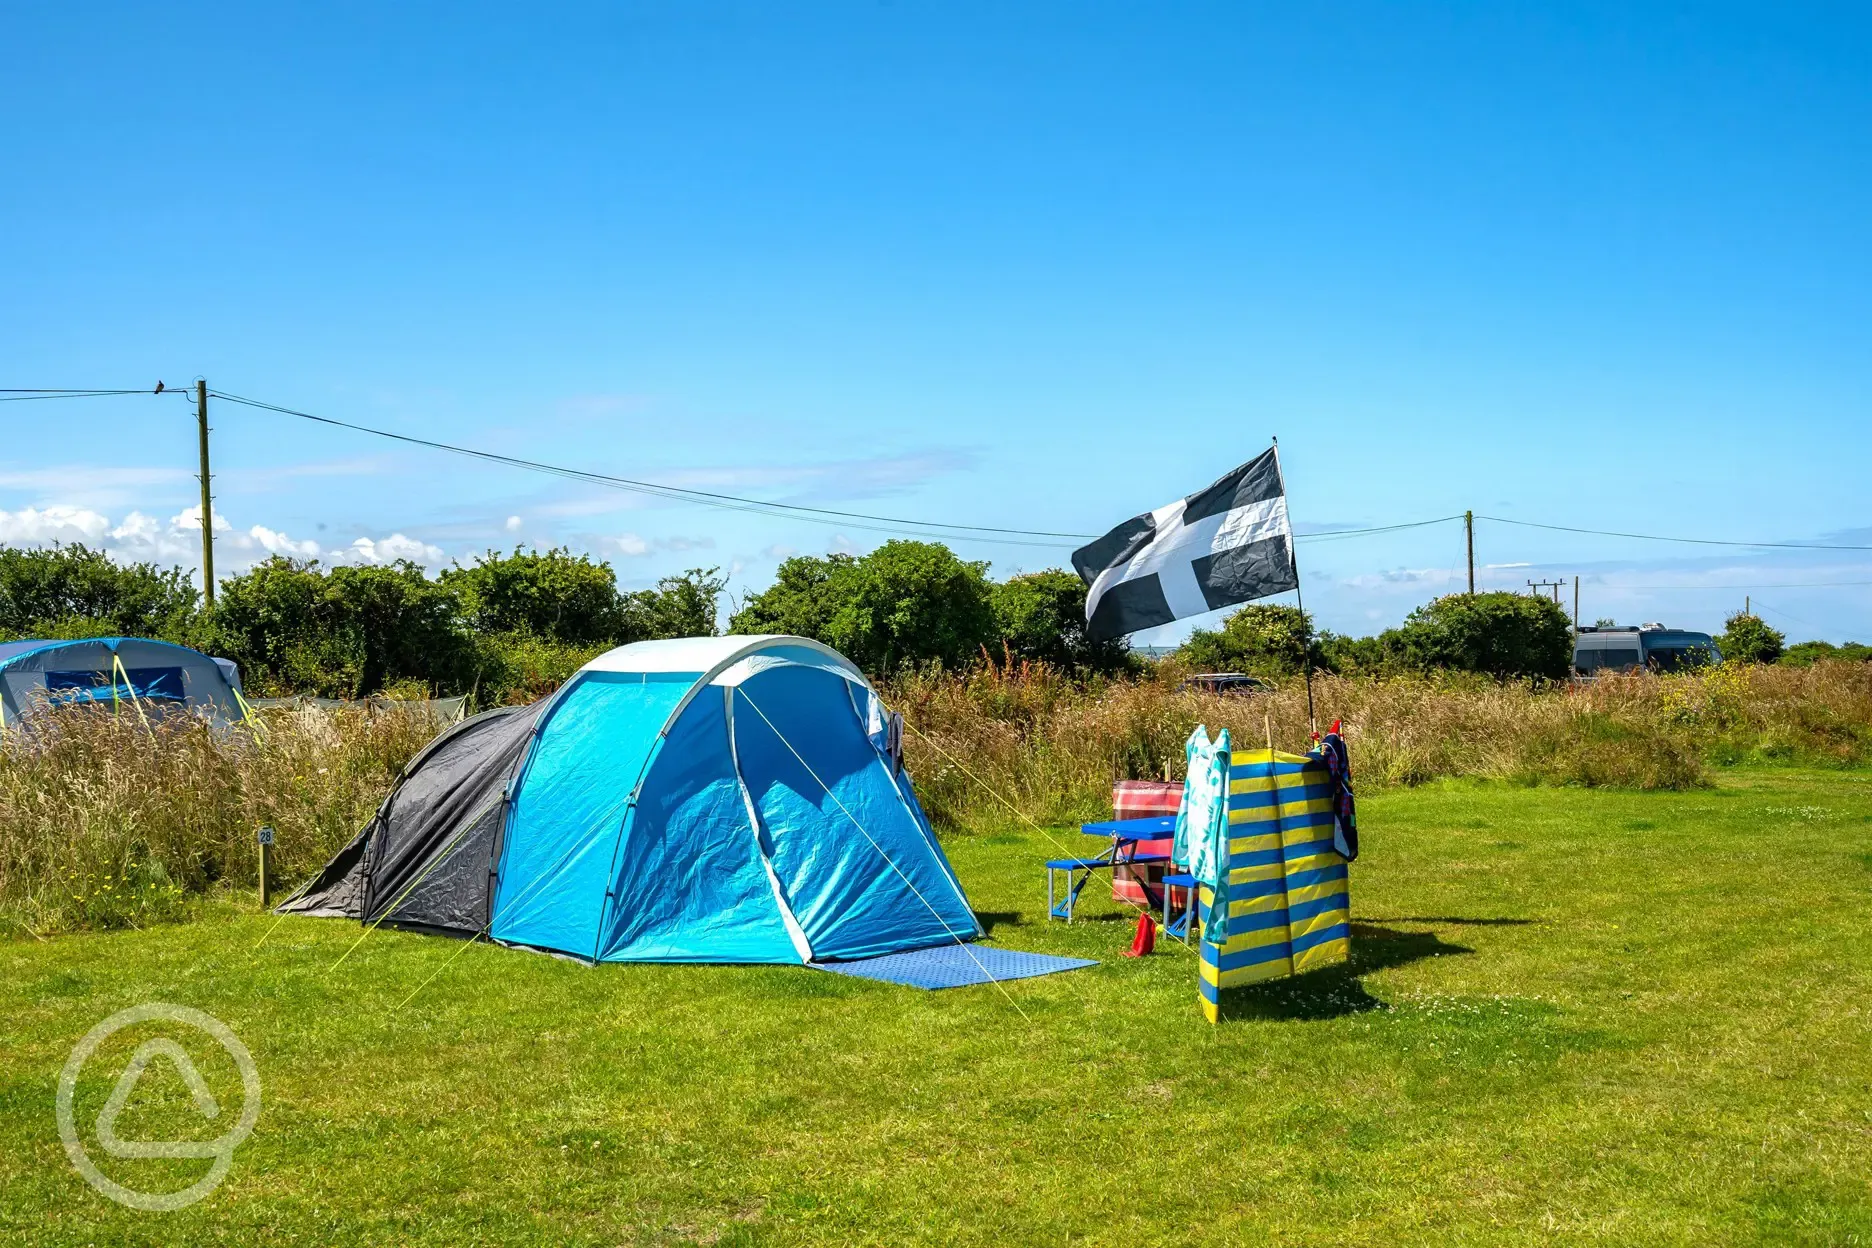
[1573,575,1580,631]
[196,380,215,604]
[1465,510,1475,594]
[1528,578,1566,603]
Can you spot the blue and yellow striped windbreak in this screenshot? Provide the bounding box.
[1197,748,1350,1022]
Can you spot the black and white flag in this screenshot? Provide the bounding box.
[1072,447,1297,641]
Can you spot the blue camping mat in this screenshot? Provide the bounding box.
[811,944,1095,990]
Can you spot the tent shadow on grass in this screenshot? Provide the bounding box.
[1215,923,1475,1023]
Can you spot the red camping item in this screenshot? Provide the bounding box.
[1122,909,1157,957]
[1111,780,1182,907]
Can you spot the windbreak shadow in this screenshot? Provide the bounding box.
[1360,915,1537,927]
[1215,923,1473,1023]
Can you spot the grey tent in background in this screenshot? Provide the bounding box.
[0,637,245,729]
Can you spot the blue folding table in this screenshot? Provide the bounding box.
[1046,815,1176,922]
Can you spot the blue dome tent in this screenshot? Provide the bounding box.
[282,635,982,965]
[0,636,245,729]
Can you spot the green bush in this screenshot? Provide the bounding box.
[208,557,726,700]
[468,631,611,704]
[1382,592,1573,680]
[210,557,473,697]
[627,567,726,640]
[442,547,629,644]
[731,541,997,673]
[0,544,199,641]
[1718,612,1784,665]
[1777,639,1865,666]
[989,569,1130,673]
[1178,604,1317,676]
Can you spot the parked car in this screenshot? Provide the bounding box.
[1178,672,1275,695]
[1574,624,1721,676]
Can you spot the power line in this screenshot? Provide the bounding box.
[208,390,1094,550]
[1294,515,1463,542]
[1477,514,1872,552]
[0,388,169,402]
[12,382,1868,563]
[1752,598,1824,630]
[1601,580,1872,591]
[0,381,1467,550]
[216,392,1483,548]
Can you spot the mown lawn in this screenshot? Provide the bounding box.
[2,767,1870,1246]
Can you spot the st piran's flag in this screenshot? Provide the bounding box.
[1073,447,1297,640]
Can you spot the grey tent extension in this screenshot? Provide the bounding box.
[278,700,547,933]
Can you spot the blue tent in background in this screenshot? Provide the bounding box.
[282,635,982,965]
[0,636,244,728]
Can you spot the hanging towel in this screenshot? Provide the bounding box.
[1311,728,1359,862]
[1174,725,1232,946]
[885,710,906,774]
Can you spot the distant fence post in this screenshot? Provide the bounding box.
[257,825,276,909]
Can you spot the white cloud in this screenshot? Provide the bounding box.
[0,504,113,545]
[505,515,523,532]
[763,543,798,559]
[1341,567,1452,588]
[172,504,234,534]
[1485,561,1532,569]
[0,497,450,575]
[604,532,713,558]
[109,512,162,543]
[610,533,650,557]
[246,525,321,559]
[338,534,445,565]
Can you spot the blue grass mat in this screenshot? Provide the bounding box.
[811,944,1096,990]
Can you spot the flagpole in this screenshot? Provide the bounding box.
[1270,437,1317,736]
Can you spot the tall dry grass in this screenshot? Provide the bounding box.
[890,657,1872,832]
[0,704,435,939]
[4,660,1868,937]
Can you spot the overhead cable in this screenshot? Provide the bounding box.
[0,388,167,402]
[209,390,1092,550]
[1477,514,1872,552]
[16,383,1865,560]
[1602,580,1872,591]
[1295,516,1463,542]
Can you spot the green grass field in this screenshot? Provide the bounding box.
[3,768,1870,1246]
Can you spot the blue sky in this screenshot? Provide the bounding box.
[3,3,1868,642]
